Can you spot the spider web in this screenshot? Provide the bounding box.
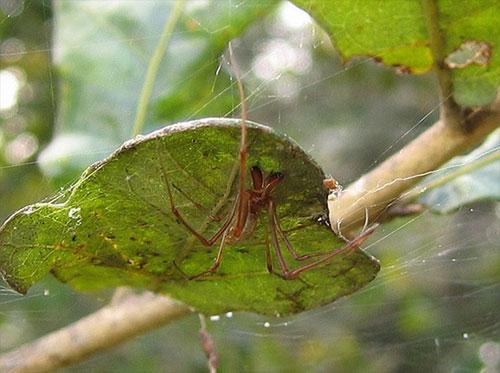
[0,1,498,372]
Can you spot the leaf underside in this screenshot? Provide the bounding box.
[293,0,500,107]
[0,119,379,316]
[419,129,500,213]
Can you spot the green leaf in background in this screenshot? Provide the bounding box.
[0,119,379,316]
[292,0,499,107]
[418,129,500,213]
[39,0,278,183]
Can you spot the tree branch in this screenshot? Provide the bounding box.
[328,99,499,236]
[0,292,192,372]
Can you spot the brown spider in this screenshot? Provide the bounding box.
[162,44,376,280]
[164,163,376,280]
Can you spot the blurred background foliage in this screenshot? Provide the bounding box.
[0,1,499,372]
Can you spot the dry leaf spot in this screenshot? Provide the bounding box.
[445,41,491,69]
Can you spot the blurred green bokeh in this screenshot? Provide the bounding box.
[0,1,498,372]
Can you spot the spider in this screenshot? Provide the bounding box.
[162,44,377,280]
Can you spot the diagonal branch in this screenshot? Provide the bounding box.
[328,99,499,237]
[0,291,192,372]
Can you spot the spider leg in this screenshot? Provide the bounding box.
[189,193,252,279]
[268,200,378,280]
[188,230,230,280]
[272,205,334,261]
[125,172,171,218]
[264,223,273,273]
[158,155,240,247]
[250,166,264,190]
[229,42,249,221]
[172,182,223,221]
[282,224,378,280]
[268,201,292,276]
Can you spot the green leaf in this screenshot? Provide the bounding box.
[0,119,379,316]
[419,129,500,213]
[292,0,499,107]
[40,0,278,182]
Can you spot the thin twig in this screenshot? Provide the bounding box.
[199,314,218,373]
[131,0,186,136]
[421,0,462,127]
